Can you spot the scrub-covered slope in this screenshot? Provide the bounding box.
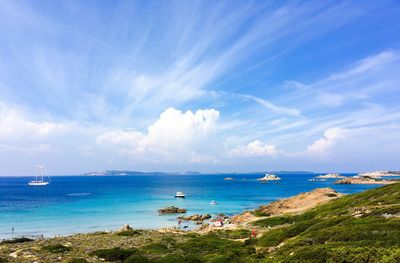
[255,183,400,262]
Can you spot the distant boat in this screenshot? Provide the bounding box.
[210,200,218,205]
[175,192,186,198]
[29,164,49,186]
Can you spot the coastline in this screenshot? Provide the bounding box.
[1,173,390,240]
[2,183,400,262]
[0,184,400,263]
[1,187,344,239]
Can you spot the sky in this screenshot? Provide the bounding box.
[0,0,399,175]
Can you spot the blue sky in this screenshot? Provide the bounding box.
[0,0,399,175]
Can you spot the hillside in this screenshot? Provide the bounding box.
[1,183,399,262]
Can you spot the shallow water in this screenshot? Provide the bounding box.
[0,173,379,239]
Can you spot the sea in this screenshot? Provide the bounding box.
[0,173,379,239]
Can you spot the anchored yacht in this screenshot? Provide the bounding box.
[29,164,49,186]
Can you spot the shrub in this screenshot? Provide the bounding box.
[124,254,149,263]
[214,229,251,239]
[177,233,255,262]
[256,229,286,247]
[88,231,108,236]
[252,216,293,227]
[203,254,230,263]
[116,229,143,236]
[0,237,34,244]
[68,259,88,263]
[251,210,271,217]
[153,254,187,263]
[42,243,71,253]
[90,247,138,261]
[0,257,7,263]
[328,247,389,263]
[281,246,329,263]
[325,193,337,197]
[142,243,170,254]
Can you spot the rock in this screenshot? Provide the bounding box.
[224,177,235,181]
[120,224,133,231]
[316,173,345,179]
[257,174,281,181]
[254,188,344,216]
[335,177,397,185]
[200,214,212,220]
[158,206,187,214]
[9,251,18,258]
[178,213,211,221]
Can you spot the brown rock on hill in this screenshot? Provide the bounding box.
[255,188,343,216]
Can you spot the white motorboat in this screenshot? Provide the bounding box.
[210,200,218,205]
[175,192,186,198]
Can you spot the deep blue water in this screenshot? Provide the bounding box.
[0,173,379,239]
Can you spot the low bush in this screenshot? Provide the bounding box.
[214,229,251,239]
[42,243,71,253]
[116,229,143,237]
[142,243,171,254]
[0,237,34,244]
[153,254,187,263]
[90,247,139,261]
[68,258,88,263]
[124,254,149,263]
[256,228,286,247]
[177,233,255,261]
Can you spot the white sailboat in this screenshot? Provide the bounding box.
[29,164,49,186]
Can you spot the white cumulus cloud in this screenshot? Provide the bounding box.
[0,102,66,140]
[307,127,348,154]
[96,107,220,159]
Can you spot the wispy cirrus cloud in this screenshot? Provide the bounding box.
[0,1,399,174]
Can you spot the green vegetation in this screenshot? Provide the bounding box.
[89,233,259,262]
[68,259,88,263]
[212,229,251,239]
[0,237,33,244]
[42,243,72,253]
[256,183,400,262]
[90,247,139,261]
[1,183,399,262]
[116,229,143,236]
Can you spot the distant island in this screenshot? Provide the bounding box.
[84,170,316,176]
[83,170,168,176]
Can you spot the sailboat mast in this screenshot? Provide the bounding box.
[41,163,44,182]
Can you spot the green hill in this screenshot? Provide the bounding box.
[254,182,400,262]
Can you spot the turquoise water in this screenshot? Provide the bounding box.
[0,173,379,239]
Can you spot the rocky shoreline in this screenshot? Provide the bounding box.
[335,177,397,185]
